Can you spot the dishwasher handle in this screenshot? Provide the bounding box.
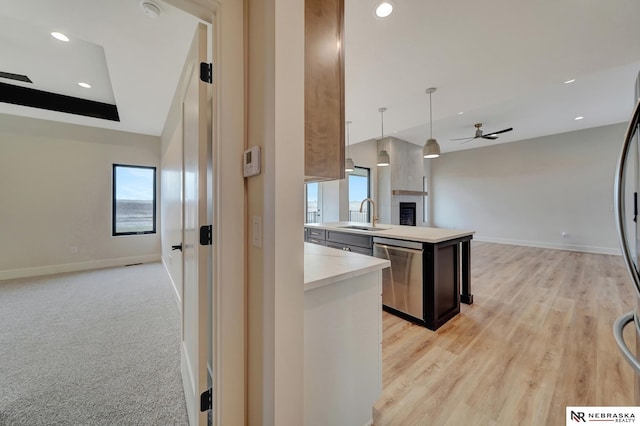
[374,243,423,255]
[373,237,423,251]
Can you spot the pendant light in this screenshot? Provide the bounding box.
[345,121,355,172]
[423,87,441,159]
[377,107,390,166]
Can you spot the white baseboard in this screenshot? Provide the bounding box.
[474,236,621,256]
[161,256,182,311]
[0,254,162,281]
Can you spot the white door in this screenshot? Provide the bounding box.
[181,22,210,426]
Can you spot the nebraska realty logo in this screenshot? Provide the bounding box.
[566,407,639,424]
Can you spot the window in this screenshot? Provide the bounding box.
[305,182,320,223]
[348,167,370,222]
[112,164,156,235]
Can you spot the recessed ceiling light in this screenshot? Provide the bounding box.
[51,32,69,42]
[575,116,584,120]
[564,79,576,84]
[375,2,394,18]
[140,1,162,18]
[78,82,91,88]
[458,111,464,115]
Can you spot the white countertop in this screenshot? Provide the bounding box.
[306,221,475,243]
[304,243,390,291]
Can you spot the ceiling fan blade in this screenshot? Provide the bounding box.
[450,136,477,141]
[484,127,513,136]
[459,137,478,144]
[481,135,498,140]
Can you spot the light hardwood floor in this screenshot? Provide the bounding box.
[374,242,638,426]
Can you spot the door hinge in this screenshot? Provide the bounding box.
[200,225,212,246]
[200,62,213,84]
[200,388,212,412]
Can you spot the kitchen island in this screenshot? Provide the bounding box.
[305,222,475,330]
[304,242,389,426]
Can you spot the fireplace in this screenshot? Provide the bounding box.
[399,202,416,226]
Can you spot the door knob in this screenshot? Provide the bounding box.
[171,243,183,251]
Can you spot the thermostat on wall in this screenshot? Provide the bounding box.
[243,146,261,177]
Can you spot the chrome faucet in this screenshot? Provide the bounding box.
[359,198,379,227]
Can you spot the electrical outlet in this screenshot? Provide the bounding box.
[562,232,568,238]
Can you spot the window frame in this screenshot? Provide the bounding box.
[348,166,371,222]
[112,163,157,236]
[423,175,428,224]
[304,181,321,224]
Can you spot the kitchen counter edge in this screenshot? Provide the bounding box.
[304,242,390,291]
[305,222,475,243]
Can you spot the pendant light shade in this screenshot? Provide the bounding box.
[377,150,390,166]
[345,157,355,171]
[423,88,441,159]
[423,138,440,158]
[377,107,390,167]
[345,121,355,172]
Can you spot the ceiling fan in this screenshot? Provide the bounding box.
[451,123,513,144]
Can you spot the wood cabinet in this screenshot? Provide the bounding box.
[304,0,345,182]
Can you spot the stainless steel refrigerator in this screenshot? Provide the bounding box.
[614,70,640,405]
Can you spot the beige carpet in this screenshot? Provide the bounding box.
[0,263,188,425]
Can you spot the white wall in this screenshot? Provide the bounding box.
[246,0,304,424]
[430,123,627,254]
[347,138,429,226]
[0,114,161,280]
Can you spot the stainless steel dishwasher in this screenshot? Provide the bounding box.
[373,237,423,319]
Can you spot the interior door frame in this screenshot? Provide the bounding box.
[164,1,245,425]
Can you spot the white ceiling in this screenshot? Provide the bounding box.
[345,0,640,152]
[0,0,199,136]
[1,0,639,151]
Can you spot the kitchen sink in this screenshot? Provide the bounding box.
[339,225,391,231]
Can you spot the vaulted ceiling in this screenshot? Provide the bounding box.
[1,0,639,153]
[345,0,640,152]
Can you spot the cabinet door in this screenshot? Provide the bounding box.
[307,228,326,240]
[304,0,345,181]
[326,242,372,256]
[326,231,372,249]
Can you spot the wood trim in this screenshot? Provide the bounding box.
[392,190,428,196]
